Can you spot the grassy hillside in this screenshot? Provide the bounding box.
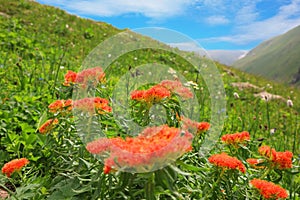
[0,0,299,199]
[233,25,300,85]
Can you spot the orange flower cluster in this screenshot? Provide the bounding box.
[221,131,250,146]
[73,97,112,114]
[258,145,277,159]
[257,145,293,169]
[208,153,246,173]
[48,99,73,113]
[160,80,193,99]
[131,85,171,103]
[250,179,288,199]
[1,158,29,177]
[63,70,77,86]
[130,80,193,103]
[274,151,293,169]
[39,118,59,134]
[63,67,105,87]
[180,116,210,135]
[86,125,193,173]
[246,158,260,166]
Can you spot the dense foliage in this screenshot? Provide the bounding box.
[0,0,299,199]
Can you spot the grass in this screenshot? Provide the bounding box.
[0,0,299,199]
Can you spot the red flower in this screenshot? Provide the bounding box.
[86,125,193,173]
[258,145,277,159]
[131,85,171,103]
[221,131,250,146]
[1,158,29,177]
[258,146,293,169]
[250,179,288,199]
[247,158,259,165]
[103,165,112,174]
[86,138,110,154]
[246,158,265,169]
[73,97,111,114]
[76,67,105,86]
[48,99,73,113]
[272,151,293,169]
[160,80,193,99]
[38,118,59,134]
[63,70,77,86]
[181,116,210,135]
[130,90,146,101]
[208,153,246,173]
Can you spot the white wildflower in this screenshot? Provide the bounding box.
[167,68,176,75]
[233,92,239,99]
[270,128,276,135]
[287,99,293,107]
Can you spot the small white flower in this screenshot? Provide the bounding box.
[108,54,111,58]
[184,81,198,87]
[134,57,137,60]
[65,24,69,29]
[270,128,276,135]
[233,92,239,99]
[167,68,176,75]
[60,66,64,69]
[287,99,293,107]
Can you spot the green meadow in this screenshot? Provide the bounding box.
[0,0,299,199]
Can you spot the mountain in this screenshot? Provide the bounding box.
[233,25,300,85]
[207,50,248,66]
[0,1,299,199]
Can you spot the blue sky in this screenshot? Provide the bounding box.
[37,0,300,50]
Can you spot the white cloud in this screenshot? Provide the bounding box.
[205,15,229,25]
[235,4,259,24]
[200,0,300,45]
[39,0,193,19]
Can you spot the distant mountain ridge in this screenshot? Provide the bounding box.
[207,50,248,66]
[233,25,300,85]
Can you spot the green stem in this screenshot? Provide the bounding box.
[259,166,271,179]
[205,168,225,200]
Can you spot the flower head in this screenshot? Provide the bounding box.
[180,116,210,135]
[233,92,239,99]
[257,146,293,169]
[86,125,193,173]
[131,85,171,103]
[258,145,277,159]
[160,80,193,99]
[73,97,111,115]
[1,158,29,177]
[273,151,293,169]
[63,70,77,86]
[208,153,246,173]
[76,67,105,87]
[287,99,293,107]
[247,158,260,166]
[250,179,288,199]
[48,99,73,113]
[38,118,59,134]
[221,131,250,146]
[246,158,265,169]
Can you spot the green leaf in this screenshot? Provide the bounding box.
[36,111,48,131]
